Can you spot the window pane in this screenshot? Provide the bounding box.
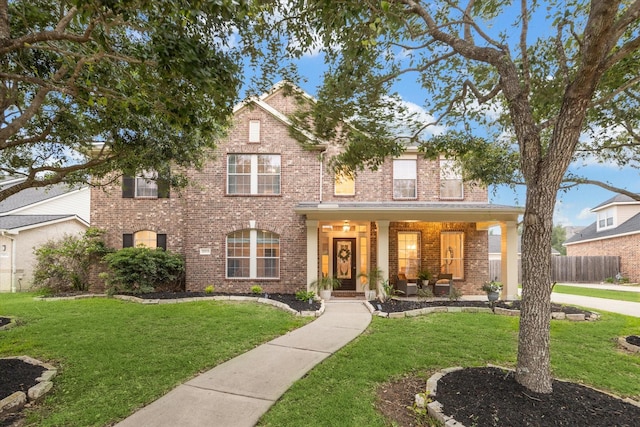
[258,155,280,173]
[227,230,250,278]
[257,175,280,194]
[393,179,416,199]
[441,232,464,279]
[257,231,279,278]
[135,170,158,198]
[249,120,260,143]
[393,159,416,199]
[398,232,420,280]
[257,155,281,195]
[134,230,157,248]
[335,173,355,195]
[440,179,463,199]
[228,175,251,194]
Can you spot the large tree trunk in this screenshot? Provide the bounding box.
[515,181,557,393]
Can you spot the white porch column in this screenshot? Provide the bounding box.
[376,220,390,282]
[501,221,519,300]
[306,220,319,290]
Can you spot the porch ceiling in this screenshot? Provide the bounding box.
[295,201,523,223]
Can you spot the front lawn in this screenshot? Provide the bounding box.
[259,311,640,426]
[0,293,310,427]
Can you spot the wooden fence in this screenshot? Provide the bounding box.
[489,256,620,283]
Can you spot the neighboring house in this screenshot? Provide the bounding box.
[91,83,522,297]
[0,176,90,292]
[564,194,640,283]
[488,234,560,260]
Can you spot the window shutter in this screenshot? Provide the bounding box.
[156,234,167,250]
[122,176,134,198]
[123,234,133,248]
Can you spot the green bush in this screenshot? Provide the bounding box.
[101,247,185,295]
[295,290,316,301]
[251,285,263,294]
[32,228,112,294]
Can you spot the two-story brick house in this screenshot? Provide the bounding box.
[91,83,522,298]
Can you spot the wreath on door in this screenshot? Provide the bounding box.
[337,245,351,262]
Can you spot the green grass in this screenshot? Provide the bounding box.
[259,312,640,427]
[0,293,310,427]
[553,284,640,302]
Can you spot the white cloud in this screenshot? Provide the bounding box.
[577,207,593,220]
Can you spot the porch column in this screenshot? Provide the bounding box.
[501,221,519,300]
[306,220,319,290]
[376,220,390,281]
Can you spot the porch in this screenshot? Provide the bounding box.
[295,202,523,299]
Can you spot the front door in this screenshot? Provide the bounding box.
[333,238,356,290]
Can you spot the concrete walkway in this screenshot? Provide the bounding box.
[551,293,640,317]
[115,300,371,427]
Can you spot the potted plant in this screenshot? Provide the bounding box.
[311,275,342,301]
[417,269,432,288]
[359,267,384,300]
[481,279,502,302]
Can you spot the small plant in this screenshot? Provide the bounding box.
[251,285,263,294]
[604,276,615,283]
[449,285,463,301]
[481,279,502,294]
[311,275,342,292]
[295,290,316,301]
[417,269,432,282]
[204,285,215,294]
[416,287,433,299]
[379,279,399,302]
[359,267,384,295]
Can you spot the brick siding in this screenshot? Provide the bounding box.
[566,234,640,282]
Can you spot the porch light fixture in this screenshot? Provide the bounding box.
[343,221,350,232]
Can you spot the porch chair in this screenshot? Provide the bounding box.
[395,273,417,296]
[434,273,453,297]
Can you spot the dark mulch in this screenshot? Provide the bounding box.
[436,367,640,426]
[0,317,10,328]
[119,291,322,313]
[370,298,594,316]
[0,359,45,401]
[627,335,640,347]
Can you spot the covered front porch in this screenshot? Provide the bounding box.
[296,202,523,299]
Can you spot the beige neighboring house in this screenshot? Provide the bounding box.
[0,177,90,292]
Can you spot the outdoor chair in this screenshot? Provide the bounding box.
[434,273,453,297]
[395,274,417,296]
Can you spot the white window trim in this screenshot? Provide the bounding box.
[439,158,464,200]
[398,231,420,280]
[393,158,417,199]
[226,229,280,279]
[596,209,616,231]
[135,170,158,198]
[334,172,355,196]
[227,154,281,195]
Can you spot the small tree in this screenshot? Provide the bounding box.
[33,228,111,294]
[101,247,185,295]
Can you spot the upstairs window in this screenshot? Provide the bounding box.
[440,158,463,199]
[335,172,355,196]
[597,209,615,231]
[393,159,417,199]
[122,169,170,199]
[228,154,281,195]
[249,120,261,143]
[227,229,280,279]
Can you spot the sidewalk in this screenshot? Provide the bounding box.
[115,300,371,427]
[551,292,640,318]
[557,282,640,292]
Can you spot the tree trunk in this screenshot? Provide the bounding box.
[515,182,557,393]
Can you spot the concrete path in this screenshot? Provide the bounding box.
[551,292,640,317]
[115,300,371,427]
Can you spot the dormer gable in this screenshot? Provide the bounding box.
[591,194,640,232]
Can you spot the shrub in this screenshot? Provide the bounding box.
[251,285,263,294]
[295,290,316,301]
[204,285,215,294]
[101,247,185,295]
[32,228,112,294]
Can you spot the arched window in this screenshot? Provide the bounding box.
[134,230,157,248]
[227,230,280,279]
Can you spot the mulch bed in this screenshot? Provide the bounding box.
[0,317,10,328]
[435,367,640,426]
[627,335,640,347]
[0,359,46,401]
[370,298,594,316]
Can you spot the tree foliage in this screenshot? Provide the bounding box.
[551,225,567,256]
[254,0,640,393]
[0,0,277,200]
[32,227,111,293]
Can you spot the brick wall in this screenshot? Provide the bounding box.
[566,234,640,282]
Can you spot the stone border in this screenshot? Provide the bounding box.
[35,294,324,317]
[618,336,640,353]
[0,356,57,417]
[363,300,599,321]
[0,316,16,331]
[419,365,640,427]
